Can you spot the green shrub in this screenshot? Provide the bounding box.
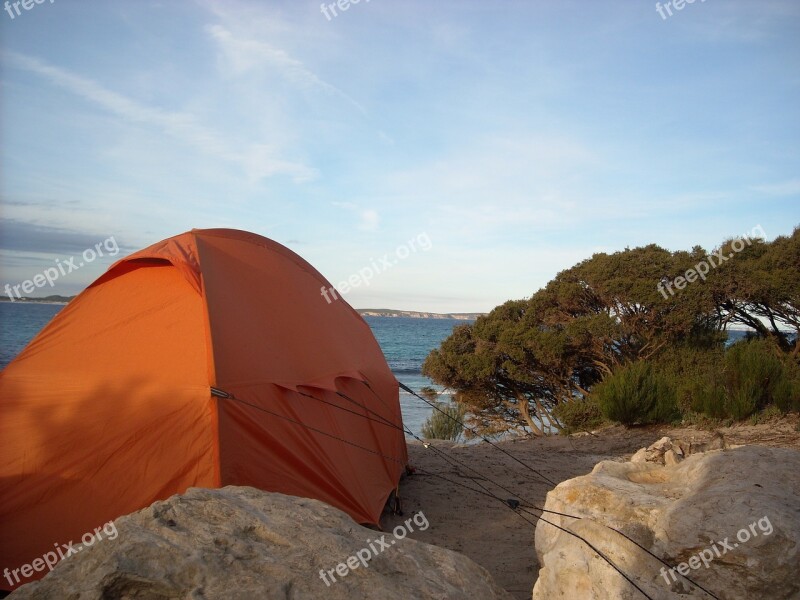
[726,380,760,420]
[689,374,728,419]
[689,338,800,419]
[654,345,724,413]
[553,397,604,433]
[594,361,679,425]
[421,400,467,441]
[769,352,800,412]
[773,376,800,412]
[725,339,783,409]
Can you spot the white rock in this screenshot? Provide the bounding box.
[649,436,672,452]
[630,448,648,463]
[532,446,800,600]
[663,449,681,466]
[11,486,511,600]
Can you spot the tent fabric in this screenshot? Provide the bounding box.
[0,228,408,591]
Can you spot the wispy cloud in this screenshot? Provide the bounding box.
[206,25,366,116]
[358,209,380,231]
[375,134,600,234]
[333,202,380,231]
[750,179,800,197]
[1,51,316,183]
[0,218,132,254]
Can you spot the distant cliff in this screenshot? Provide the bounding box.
[357,309,483,320]
[0,295,75,304]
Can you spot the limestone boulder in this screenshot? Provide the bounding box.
[629,433,729,466]
[11,486,511,600]
[532,446,800,600]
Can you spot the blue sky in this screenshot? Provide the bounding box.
[1,0,798,312]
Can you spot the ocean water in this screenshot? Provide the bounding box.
[363,316,464,436]
[0,303,463,437]
[0,303,63,368]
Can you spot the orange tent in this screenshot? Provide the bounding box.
[0,228,408,591]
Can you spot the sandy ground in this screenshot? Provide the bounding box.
[381,415,800,600]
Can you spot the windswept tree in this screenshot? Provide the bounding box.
[424,245,714,435]
[709,227,799,353]
[424,227,800,436]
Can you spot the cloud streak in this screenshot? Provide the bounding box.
[2,51,316,183]
[0,218,134,255]
[206,25,367,116]
[750,179,800,197]
[332,202,381,231]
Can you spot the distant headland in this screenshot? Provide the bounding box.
[0,295,75,304]
[357,309,483,320]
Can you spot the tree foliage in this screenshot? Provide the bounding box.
[423,227,800,435]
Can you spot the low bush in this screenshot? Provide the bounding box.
[553,397,604,433]
[421,400,467,441]
[594,360,680,425]
[690,339,800,419]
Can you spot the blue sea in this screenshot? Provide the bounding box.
[0,303,463,437]
[363,315,462,436]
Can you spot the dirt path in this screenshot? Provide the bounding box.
[381,416,800,599]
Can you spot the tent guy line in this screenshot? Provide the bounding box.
[394,382,720,599]
[321,379,718,600]
[388,381,720,600]
[262,380,658,599]
[238,378,717,600]
[398,381,557,486]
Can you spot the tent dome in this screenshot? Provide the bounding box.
[0,228,408,591]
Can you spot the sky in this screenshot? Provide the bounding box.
[1,0,798,313]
